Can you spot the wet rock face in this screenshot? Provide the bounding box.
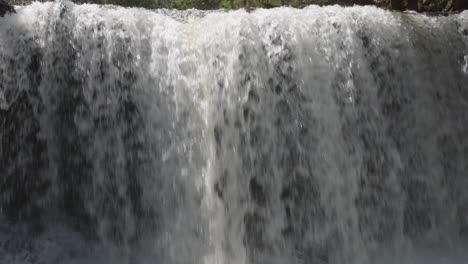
[0,0,15,17]
[451,0,468,11]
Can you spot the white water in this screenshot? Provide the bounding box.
[1,2,468,264]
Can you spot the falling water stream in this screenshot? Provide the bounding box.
[1,1,468,263]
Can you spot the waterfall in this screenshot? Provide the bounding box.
[1,1,468,263]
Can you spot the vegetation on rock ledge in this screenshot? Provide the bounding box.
[2,0,468,13]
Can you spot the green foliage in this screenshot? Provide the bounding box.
[172,0,222,10]
[5,0,344,9]
[5,0,467,10]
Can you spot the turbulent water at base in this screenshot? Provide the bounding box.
[1,2,468,264]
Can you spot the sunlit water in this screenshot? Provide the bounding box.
[1,1,468,263]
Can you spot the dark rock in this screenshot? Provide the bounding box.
[452,0,468,11]
[0,0,15,17]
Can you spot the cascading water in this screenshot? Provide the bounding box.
[1,1,468,263]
